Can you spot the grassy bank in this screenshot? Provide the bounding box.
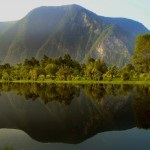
[0,79,150,85]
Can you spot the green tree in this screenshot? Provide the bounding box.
[118,63,135,80]
[94,59,108,80]
[133,34,150,74]
[0,65,3,79]
[2,63,11,69]
[11,69,20,80]
[122,72,130,81]
[56,66,72,80]
[23,57,39,67]
[45,63,58,78]
[125,64,135,72]
[84,58,107,80]
[84,60,95,80]
[40,55,52,68]
[19,67,30,80]
[29,67,44,81]
[23,58,32,67]
[30,69,38,81]
[30,57,39,67]
[105,65,118,80]
[2,71,10,81]
[54,56,63,66]
[63,53,73,67]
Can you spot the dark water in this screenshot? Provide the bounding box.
[0,83,149,150]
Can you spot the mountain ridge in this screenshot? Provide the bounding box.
[0,4,149,66]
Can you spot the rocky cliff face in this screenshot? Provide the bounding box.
[0,4,149,66]
[94,26,133,66]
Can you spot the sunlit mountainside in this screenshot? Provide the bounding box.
[0,4,149,66]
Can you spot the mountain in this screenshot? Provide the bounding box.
[0,21,15,34]
[101,17,148,37]
[0,4,149,66]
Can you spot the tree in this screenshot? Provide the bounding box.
[40,55,52,67]
[56,66,72,80]
[122,72,130,81]
[45,63,58,78]
[30,57,39,67]
[118,63,135,80]
[2,71,10,81]
[20,67,30,80]
[30,69,38,81]
[63,53,73,67]
[87,57,95,64]
[125,64,135,72]
[0,66,3,79]
[84,59,95,80]
[23,57,39,67]
[54,56,63,66]
[84,58,108,80]
[133,34,150,74]
[23,58,32,67]
[94,59,108,80]
[29,67,44,81]
[2,63,11,69]
[105,65,118,80]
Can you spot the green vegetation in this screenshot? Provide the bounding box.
[133,34,150,74]
[0,34,149,84]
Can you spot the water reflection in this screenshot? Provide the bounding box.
[132,85,150,129]
[0,83,80,104]
[0,83,149,144]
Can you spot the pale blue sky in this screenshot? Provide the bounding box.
[0,0,150,29]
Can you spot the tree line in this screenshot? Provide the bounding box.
[0,34,149,82]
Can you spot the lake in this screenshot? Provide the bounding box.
[0,83,149,150]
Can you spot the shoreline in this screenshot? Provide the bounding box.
[0,80,150,85]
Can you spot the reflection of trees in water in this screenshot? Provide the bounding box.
[0,83,149,143]
[83,84,106,103]
[118,84,134,95]
[84,84,133,104]
[0,83,135,106]
[82,84,136,131]
[0,83,80,105]
[103,85,134,113]
[132,85,150,129]
[85,84,150,131]
[104,84,117,96]
[39,84,80,104]
[0,83,11,91]
[0,83,150,130]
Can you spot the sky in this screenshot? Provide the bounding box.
[0,0,150,29]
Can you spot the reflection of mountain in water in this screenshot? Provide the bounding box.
[0,83,149,144]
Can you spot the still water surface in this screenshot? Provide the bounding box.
[0,83,149,150]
